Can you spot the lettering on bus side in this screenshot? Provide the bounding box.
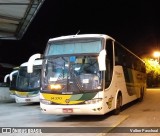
[115,71,122,78]
[136,73,142,80]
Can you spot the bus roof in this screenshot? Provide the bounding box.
[21,59,43,67]
[48,34,115,42]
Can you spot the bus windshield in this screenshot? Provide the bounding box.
[10,72,18,90]
[17,66,41,91]
[47,39,102,55]
[42,55,103,94]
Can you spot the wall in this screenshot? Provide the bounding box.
[0,87,14,102]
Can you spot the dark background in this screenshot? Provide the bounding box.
[0,0,160,66]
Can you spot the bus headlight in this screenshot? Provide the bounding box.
[85,98,102,104]
[48,84,62,91]
[40,99,52,105]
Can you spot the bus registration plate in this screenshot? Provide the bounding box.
[25,98,31,102]
[63,108,73,113]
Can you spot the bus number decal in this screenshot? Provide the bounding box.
[51,97,62,100]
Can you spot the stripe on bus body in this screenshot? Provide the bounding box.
[15,91,39,97]
[41,92,97,104]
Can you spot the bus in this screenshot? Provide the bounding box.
[15,59,42,103]
[27,34,146,115]
[4,68,19,99]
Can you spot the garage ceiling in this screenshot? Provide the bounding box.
[0,0,45,40]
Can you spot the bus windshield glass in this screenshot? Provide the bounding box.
[47,38,102,55]
[42,55,103,94]
[17,66,41,91]
[10,72,18,90]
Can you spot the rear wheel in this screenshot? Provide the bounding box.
[113,93,122,115]
[138,89,144,102]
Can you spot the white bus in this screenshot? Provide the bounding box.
[27,34,146,115]
[15,59,42,103]
[4,68,19,99]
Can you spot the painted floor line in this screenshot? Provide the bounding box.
[96,115,129,136]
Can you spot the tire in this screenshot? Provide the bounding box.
[113,93,122,115]
[138,89,144,102]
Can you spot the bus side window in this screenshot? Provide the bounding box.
[115,43,123,66]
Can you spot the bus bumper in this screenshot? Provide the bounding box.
[40,102,105,115]
[10,94,15,99]
[15,95,40,103]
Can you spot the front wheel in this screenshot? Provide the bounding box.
[113,94,122,115]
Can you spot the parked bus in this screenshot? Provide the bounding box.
[27,34,146,115]
[15,59,42,103]
[4,67,19,99]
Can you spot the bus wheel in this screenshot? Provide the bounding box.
[113,94,122,115]
[138,89,144,102]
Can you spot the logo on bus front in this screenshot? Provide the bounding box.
[65,99,70,104]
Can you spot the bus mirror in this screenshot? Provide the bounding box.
[9,70,18,81]
[27,53,42,73]
[98,49,106,71]
[4,74,9,83]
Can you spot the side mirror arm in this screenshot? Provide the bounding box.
[27,53,42,73]
[98,49,106,71]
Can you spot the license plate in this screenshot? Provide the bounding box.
[25,99,31,102]
[63,108,73,113]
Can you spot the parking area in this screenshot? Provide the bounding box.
[0,101,128,135]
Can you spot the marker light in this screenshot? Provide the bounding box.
[49,84,62,91]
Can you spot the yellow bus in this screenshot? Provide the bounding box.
[28,34,146,115]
